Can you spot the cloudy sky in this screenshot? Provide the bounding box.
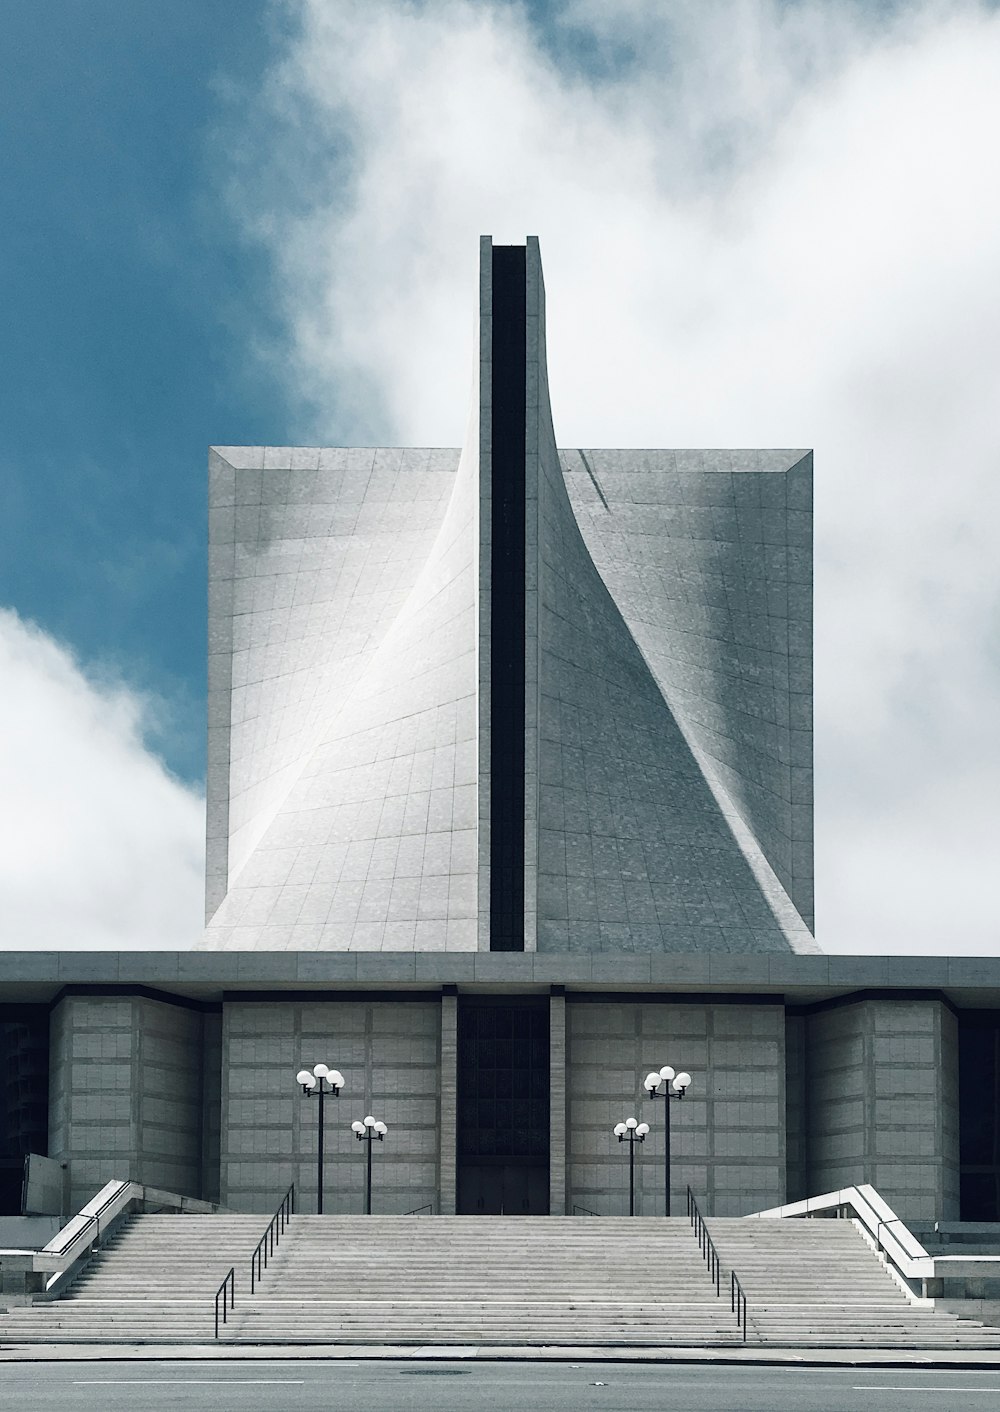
[2,0,998,954]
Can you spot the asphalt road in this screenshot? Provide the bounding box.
[4,1361,1000,1411]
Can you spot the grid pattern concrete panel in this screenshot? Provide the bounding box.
[220,1000,442,1214]
[566,1000,785,1217]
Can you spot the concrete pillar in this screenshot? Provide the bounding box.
[805,997,959,1223]
[549,989,567,1214]
[439,991,458,1214]
[48,994,204,1212]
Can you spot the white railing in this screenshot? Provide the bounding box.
[751,1184,932,1281]
[40,1180,139,1275]
[748,1184,1000,1299]
[0,1180,221,1294]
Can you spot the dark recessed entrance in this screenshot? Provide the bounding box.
[456,998,549,1214]
[0,1007,49,1216]
[959,1010,1000,1220]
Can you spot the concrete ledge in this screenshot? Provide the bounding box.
[2,952,1000,1005]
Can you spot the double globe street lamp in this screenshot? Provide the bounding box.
[613,1117,650,1216]
[351,1115,389,1215]
[295,1063,345,1214]
[643,1064,692,1217]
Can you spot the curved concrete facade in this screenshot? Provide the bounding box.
[199,237,817,954]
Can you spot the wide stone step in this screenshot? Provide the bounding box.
[11,1210,994,1350]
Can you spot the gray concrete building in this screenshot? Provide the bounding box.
[1,238,998,1231]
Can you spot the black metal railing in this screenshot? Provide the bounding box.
[572,1205,601,1217]
[686,1186,721,1296]
[250,1184,295,1294]
[214,1267,235,1340]
[731,1269,748,1342]
[404,1203,434,1215]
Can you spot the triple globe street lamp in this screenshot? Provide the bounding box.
[295,1062,345,1214]
[643,1064,691,1217]
[613,1117,650,1216]
[351,1115,389,1215]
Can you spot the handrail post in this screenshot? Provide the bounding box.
[246,1183,295,1306]
[215,1266,235,1340]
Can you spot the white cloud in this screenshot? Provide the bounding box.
[0,610,204,951]
[226,0,1000,954]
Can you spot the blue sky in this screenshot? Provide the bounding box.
[1,1,293,782]
[2,0,999,952]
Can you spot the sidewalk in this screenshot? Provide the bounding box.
[3,1342,1000,1367]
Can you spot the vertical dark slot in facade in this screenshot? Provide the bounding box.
[959,1010,1000,1220]
[455,998,550,1214]
[0,1007,49,1216]
[489,245,527,952]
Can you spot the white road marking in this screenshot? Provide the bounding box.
[74,1379,305,1385]
[149,1360,360,1366]
[853,1388,1000,1394]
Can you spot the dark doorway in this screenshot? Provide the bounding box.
[0,1007,49,1216]
[457,1161,548,1215]
[959,1010,1000,1220]
[456,999,549,1214]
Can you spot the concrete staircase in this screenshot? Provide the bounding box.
[0,1214,262,1345]
[1,1214,738,1345]
[227,1215,742,1345]
[708,1216,1000,1348]
[4,1212,1000,1348]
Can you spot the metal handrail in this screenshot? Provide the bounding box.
[48,1213,97,1257]
[573,1205,601,1217]
[214,1267,235,1340]
[731,1269,748,1342]
[46,1184,127,1257]
[685,1187,721,1296]
[250,1184,295,1294]
[404,1203,434,1215]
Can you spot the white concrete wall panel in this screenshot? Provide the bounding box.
[206,446,461,922]
[525,243,816,955]
[804,998,959,1223]
[201,238,815,955]
[220,1000,441,1213]
[563,450,814,931]
[203,433,479,951]
[47,996,205,1211]
[566,1000,786,1217]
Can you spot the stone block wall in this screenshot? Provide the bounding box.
[804,997,959,1222]
[48,995,206,1211]
[220,999,441,1213]
[565,999,785,1216]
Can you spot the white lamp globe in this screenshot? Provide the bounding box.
[351,1120,365,1134]
[625,1117,638,1129]
[636,1123,650,1137]
[659,1065,675,1082]
[644,1072,661,1091]
[313,1063,330,1079]
[675,1072,692,1090]
[329,1070,345,1090]
[374,1121,388,1135]
[296,1070,313,1086]
[364,1115,376,1128]
[613,1122,627,1137]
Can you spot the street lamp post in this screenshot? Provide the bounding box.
[295,1063,345,1214]
[643,1064,692,1217]
[613,1117,650,1216]
[351,1115,388,1215]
